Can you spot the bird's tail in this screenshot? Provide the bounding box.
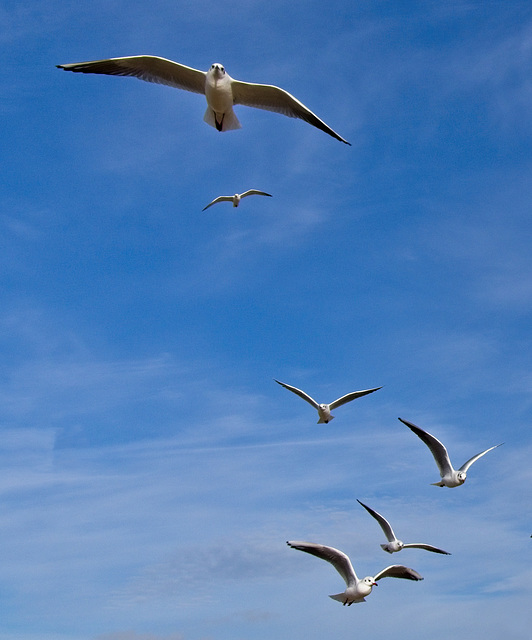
[317,415,334,424]
[329,593,365,604]
[329,593,347,604]
[203,107,242,132]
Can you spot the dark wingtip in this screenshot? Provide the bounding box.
[398,417,414,427]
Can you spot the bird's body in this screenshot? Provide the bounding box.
[399,417,503,487]
[202,190,272,211]
[287,540,423,605]
[56,56,350,144]
[275,379,381,423]
[357,500,450,555]
[203,63,240,131]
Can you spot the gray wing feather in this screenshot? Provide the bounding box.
[374,565,424,581]
[275,380,319,410]
[240,190,272,198]
[402,543,451,555]
[231,80,350,145]
[329,386,382,410]
[357,500,396,542]
[458,443,503,473]
[57,56,206,94]
[287,541,357,586]
[202,196,233,211]
[399,418,453,478]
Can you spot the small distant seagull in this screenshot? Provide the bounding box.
[287,540,423,605]
[202,189,272,211]
[399,417,503,488]
[274,379,381,423]
[56,56,350,144]
[357,500,450,555]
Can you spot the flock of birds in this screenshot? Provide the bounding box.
[277,381,503,604]
[56,55,509,608]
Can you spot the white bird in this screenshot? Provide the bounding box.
[357,500,451,555]
[399,417,503,488]
[287,540,423,605]
[274,379,381,423]
[202,189,272,211]
[56,56,350,144]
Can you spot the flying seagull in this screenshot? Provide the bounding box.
[357,500,451,555]
[287,540,423,605]
[274,379,381,423]
[56,56,350,144]
[202,189,272,211]
[399,417,503,488]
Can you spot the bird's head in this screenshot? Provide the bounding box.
[363,576,377,587]
[210,63,226,77]
[390,540,404,552]
[319,403,328,411]
[457,471,467,484]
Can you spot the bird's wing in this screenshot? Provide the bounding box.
[202,196,233,211]
[374,565,424,581]
[357,500,396,542]
[230,80,351,145]
[57,56,207,94]
[458,443,503,473]
[287,541,357,586]
[402,543,451,555]
[329,386,382,410]
[399,418,454,478]
[274,380,319,409]
[240,190,273,198]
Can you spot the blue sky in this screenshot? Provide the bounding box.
[1,1,532,638]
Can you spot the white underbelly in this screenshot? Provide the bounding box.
[205,79,233,114]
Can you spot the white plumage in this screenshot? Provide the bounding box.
[275,379,381,423]
[287,540,423,605]
[399,417,503,487]
[57,57,351,144]
[357,500,451,554]
[202,190,272,211]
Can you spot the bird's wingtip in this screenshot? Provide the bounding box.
[398,417,416,428]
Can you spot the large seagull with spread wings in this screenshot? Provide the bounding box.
[57,56,350,144]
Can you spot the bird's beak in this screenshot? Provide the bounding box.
[373,581,378,586]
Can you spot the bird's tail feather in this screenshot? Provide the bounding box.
[203,107,242,132]
[329,593,347,604]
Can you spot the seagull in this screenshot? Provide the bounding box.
[56,56,351,144]
[357,500,451,555]
[399,417,503,488]
[202,189,272,211]
[274,379,381,423]
[287,541,423,605]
